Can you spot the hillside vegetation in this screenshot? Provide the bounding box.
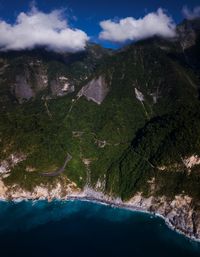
[0,19,200,201]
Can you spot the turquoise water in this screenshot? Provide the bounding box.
[0,200,200,257]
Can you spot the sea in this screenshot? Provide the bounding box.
[0,200,199,257]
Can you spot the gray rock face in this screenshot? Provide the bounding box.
[127,193,200,240]
[34,72,48,92]
[14,75,35,103]
[10,60,48,103]
[50,76,75,97]
[178,25,196,50]
[151,195,196,237]
[78,75,109,105]
[177,19,200,50]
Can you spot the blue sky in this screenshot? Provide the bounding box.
[0,0,199,49]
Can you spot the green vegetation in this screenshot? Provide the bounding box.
[0,24,200,201]
[106,103,200,200]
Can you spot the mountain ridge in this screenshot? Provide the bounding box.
[1,18,200,239]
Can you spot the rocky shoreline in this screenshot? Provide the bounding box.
[67,188,200,243]
[0,179,200,243]
[67,195,200,243]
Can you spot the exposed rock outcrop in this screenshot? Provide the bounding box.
[11,60,48,103]
[182,155,200,169]
[0,179,199,241]
[78,75,109,105]
[0,178,80,201]
[125,193,200,240]
[14,75,35,103]
[135,88,144,102]
[177,21,197,50]
[0,153,26,175]
[50,76,75,97]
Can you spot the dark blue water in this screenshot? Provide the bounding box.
[0,200,200,257]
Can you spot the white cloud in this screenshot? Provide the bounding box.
[182,6,200,20]
[99,8,176,42]
[0,7,89,52]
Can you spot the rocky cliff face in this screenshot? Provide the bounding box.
[0,44,111,105]
[1,18,200,242]
[78,75,109,104]
[177,19,199,50]
[127,193,200,240]
[0,178,80,201]
[0,177,199,241]
[50,76,75,97]
[8,59,48,103]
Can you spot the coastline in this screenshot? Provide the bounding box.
[66,195,200,244]
[1,189,199,244]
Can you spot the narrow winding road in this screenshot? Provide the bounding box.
[41,153,72,177]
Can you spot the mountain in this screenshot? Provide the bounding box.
[0,43,112,105]
[1,19,200,239]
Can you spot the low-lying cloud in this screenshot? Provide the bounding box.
[99,8,176,43]
[182,6,200,20]
[0,7,89,52]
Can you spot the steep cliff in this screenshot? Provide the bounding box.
[0,18,200,240]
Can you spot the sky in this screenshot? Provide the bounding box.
[0,0,199,51]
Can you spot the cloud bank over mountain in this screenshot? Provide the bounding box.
[0,4,199,51]
[99,8,176,42]
[0,6,89,52]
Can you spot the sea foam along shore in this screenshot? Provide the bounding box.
[67,195,200,244]
[1,185,199,244]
